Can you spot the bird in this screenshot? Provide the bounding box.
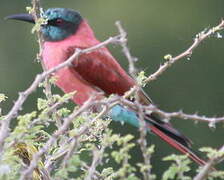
[6,8,206,166]
[14,142,50,180]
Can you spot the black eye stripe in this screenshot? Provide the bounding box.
[48,18,75,27]
[48,18,61,26]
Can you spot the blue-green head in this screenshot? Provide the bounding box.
[5,8,83,42]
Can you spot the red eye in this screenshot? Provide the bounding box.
[56,19,63,24]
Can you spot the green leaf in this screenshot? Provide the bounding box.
[0,94,7,103]
[37,98,48,110]
[137,71,147,87]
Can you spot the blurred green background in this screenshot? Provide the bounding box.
[1,0,224,178]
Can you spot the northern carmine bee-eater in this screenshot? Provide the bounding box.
[6,8,206,165]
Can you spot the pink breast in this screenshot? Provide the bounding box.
[42,42,100,105]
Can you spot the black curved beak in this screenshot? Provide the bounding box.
[5,13,35,24]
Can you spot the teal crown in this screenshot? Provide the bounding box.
[41,8,82,41]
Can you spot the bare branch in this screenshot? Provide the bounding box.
[31,0,53,105]
[85,147,105,180]
[145,106,224,125]
[115,21,137,77]
[145,20,224,84]
[137,100,152,180]
[119,98,224,125]
[31,0,44,60]
[115,22,154,179]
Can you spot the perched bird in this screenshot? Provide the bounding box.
[14,142,50,180]
[7,8,206,165]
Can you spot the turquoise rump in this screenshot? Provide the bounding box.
[109,105,139,128]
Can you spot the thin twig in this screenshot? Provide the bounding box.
[31,0,52,99]
[119,97,224,125]
[144,20,224,84]
[85,147,105,180]
[137,101,152,180]
[145,105,224,125]
[193,145,224,180]
[31,0,43,54]
[115,22,153,179]
[115,21,137,77]
[83,163,103,179]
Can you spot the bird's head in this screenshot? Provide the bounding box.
[6,8,82,42]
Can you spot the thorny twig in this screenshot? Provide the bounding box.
[115,21,138,77]
[31,0,52,100]
[119,97,224,125]
[144,20,224,84]
[116,22,154,180]
[145,106,224,126]
[85,147,105,180]
[193,145,224,180]
[137,101,152,180]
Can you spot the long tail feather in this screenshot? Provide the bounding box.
[110,105,207,166]
[147,123,206,166]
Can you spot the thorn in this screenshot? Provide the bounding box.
[208,121,216,129]
[216,32,223,39]
[194,120,199,125]
[120,121,124,125]
[133,57,138,62]
[105,158,109,163]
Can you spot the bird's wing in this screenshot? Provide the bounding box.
[70,47,152,104]
[72,48,135,95]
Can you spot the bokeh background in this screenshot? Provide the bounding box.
[1,0,224,178]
